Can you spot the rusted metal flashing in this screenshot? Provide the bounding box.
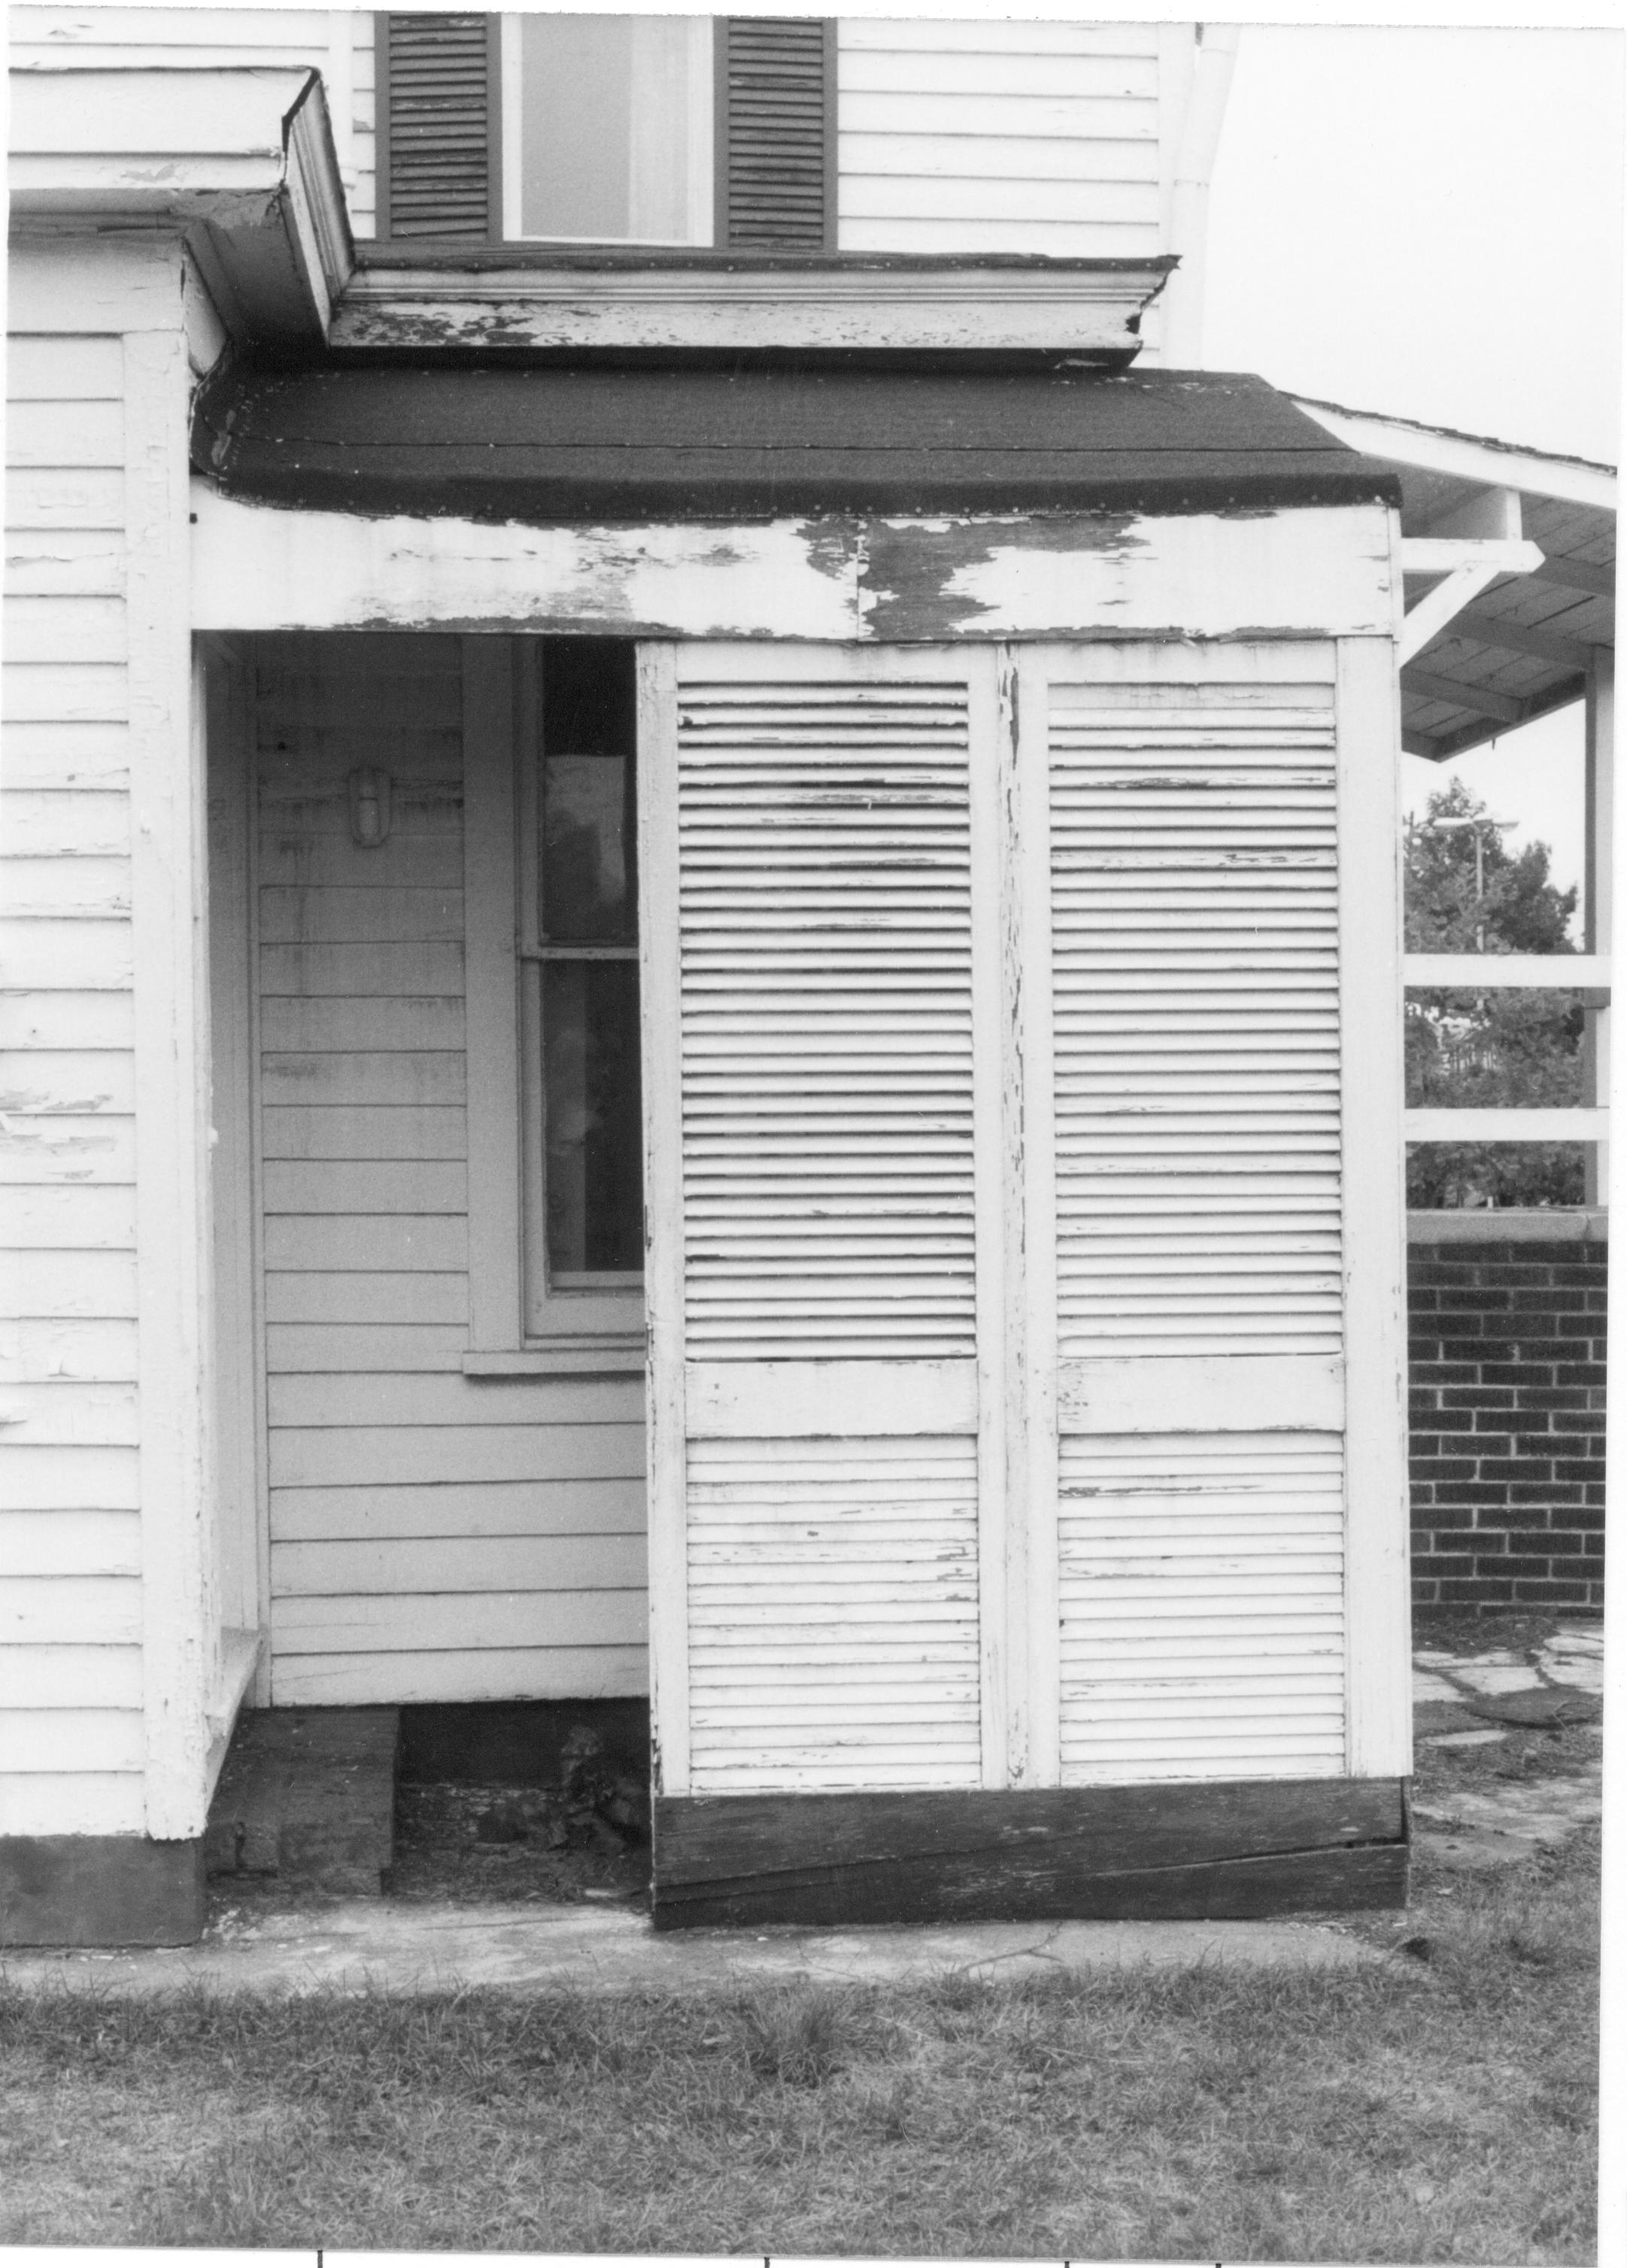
[193,362,1402,526]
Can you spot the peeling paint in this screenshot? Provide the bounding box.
[860,514,1146,639]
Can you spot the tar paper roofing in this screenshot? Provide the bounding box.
[193,363,1400,524]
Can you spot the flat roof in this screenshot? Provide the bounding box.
[193,363,1400,524]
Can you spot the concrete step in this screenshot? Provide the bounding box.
[205,1707,399,1896]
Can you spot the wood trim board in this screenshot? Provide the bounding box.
[653,1776,1407,1927]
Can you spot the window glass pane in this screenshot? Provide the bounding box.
[543,961,645,1274]
[518,14,703,242]
[540,641,637,942]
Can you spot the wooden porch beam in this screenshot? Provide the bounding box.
[1401,666,1529,727]
[1531,554,1615,603]
[1449,608,1595,673]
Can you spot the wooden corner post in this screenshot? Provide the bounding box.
[129,320,217,1841]
[1337,633,1412,1778]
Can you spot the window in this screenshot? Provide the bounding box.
[463,637,647,1374]
[378,14,836,250]
[520,641,644,1307]
[502,15,713,245]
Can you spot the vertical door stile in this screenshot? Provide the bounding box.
[637,643,690,1796]
[1015,648,1061,1785]
[1335,633,1411,1779]
[970,646,1010,1787]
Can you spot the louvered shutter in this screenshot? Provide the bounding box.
[717,17,836,249]
[378,13,497,241]
[1036,645,1349,1785]
[641,644,1003,1796]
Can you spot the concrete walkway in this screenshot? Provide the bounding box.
[2,1624,1600,1996]
[0,1901,1378,1997]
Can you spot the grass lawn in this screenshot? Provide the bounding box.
[0,1820,1597,2263]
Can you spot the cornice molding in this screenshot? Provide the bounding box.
[332,258,1174,358]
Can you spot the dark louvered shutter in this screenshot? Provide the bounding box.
[378,14,499,241]
[717,18,836,250]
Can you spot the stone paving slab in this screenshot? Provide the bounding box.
[0,1901,1380,1997]
[1412,1770,1603,1870]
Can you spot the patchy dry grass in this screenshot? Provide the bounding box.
[0,1825,1597,2263]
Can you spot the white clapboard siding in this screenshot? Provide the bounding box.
[1049,660,1343,1360]
[0,1640,143,1708]
[0,1771,145,1835]
[675,666,976,1361]
[687,1438,982,1792]
[253,636,649,1705]
[836,18,1162,256]
[1058,1432,1346,1783]
[8,6,377,232]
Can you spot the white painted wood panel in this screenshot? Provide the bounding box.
[0,1508,141,1575]
[688,1436,982,1792]
[274,1644,648,1708]
[0,1708,145,1775]
[0,720,132,788]
[0,1318,139,1383]
[0,1114,135,1184]
[270,1475,646,1541]
[0,1641,142,1708]
[250,636,651,1705]
[0,1574,142,1646]
[1058,1431,1346,1784]
[0,1771,144,1835]
[191,491,1397,645]
[0,856,132,917]
[0,1382,138,1444]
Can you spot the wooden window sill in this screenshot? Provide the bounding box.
[463,1342,646,1378]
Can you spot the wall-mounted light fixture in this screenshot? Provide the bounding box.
[348,765,393,849]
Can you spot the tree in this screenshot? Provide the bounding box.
[1404,778,1585,1208]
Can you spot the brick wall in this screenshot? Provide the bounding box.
[1408,1226,1607,1612]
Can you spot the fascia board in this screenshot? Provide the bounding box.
[1294,396,1617,515]
[8,66,354,346]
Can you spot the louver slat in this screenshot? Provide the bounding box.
[380,14,495,241]
[718,18,835,247]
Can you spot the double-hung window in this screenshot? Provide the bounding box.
[378,13,836,250]
[464,639,646,1374]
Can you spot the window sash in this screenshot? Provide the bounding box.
[498,14,715,246]
[463,637,645,1370]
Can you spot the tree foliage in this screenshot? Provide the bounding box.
[1404,778,1586,1208]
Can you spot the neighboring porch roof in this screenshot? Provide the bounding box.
[1294,398,1616,761]
[192,363,1400,524]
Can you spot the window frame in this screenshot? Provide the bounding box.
[463,636,647,1377]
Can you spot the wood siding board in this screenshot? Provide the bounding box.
[271,1643,647,1707]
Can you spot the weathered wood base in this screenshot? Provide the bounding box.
[0,1835,207,1948]
[652,1778,1409,1930]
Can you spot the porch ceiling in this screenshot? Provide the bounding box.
[1294,399,1616,761]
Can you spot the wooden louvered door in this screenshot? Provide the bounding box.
[640,644,1008,1796]
[1024,642,1358,1787]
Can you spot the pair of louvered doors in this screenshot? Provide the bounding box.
[636,637,1403,1802]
